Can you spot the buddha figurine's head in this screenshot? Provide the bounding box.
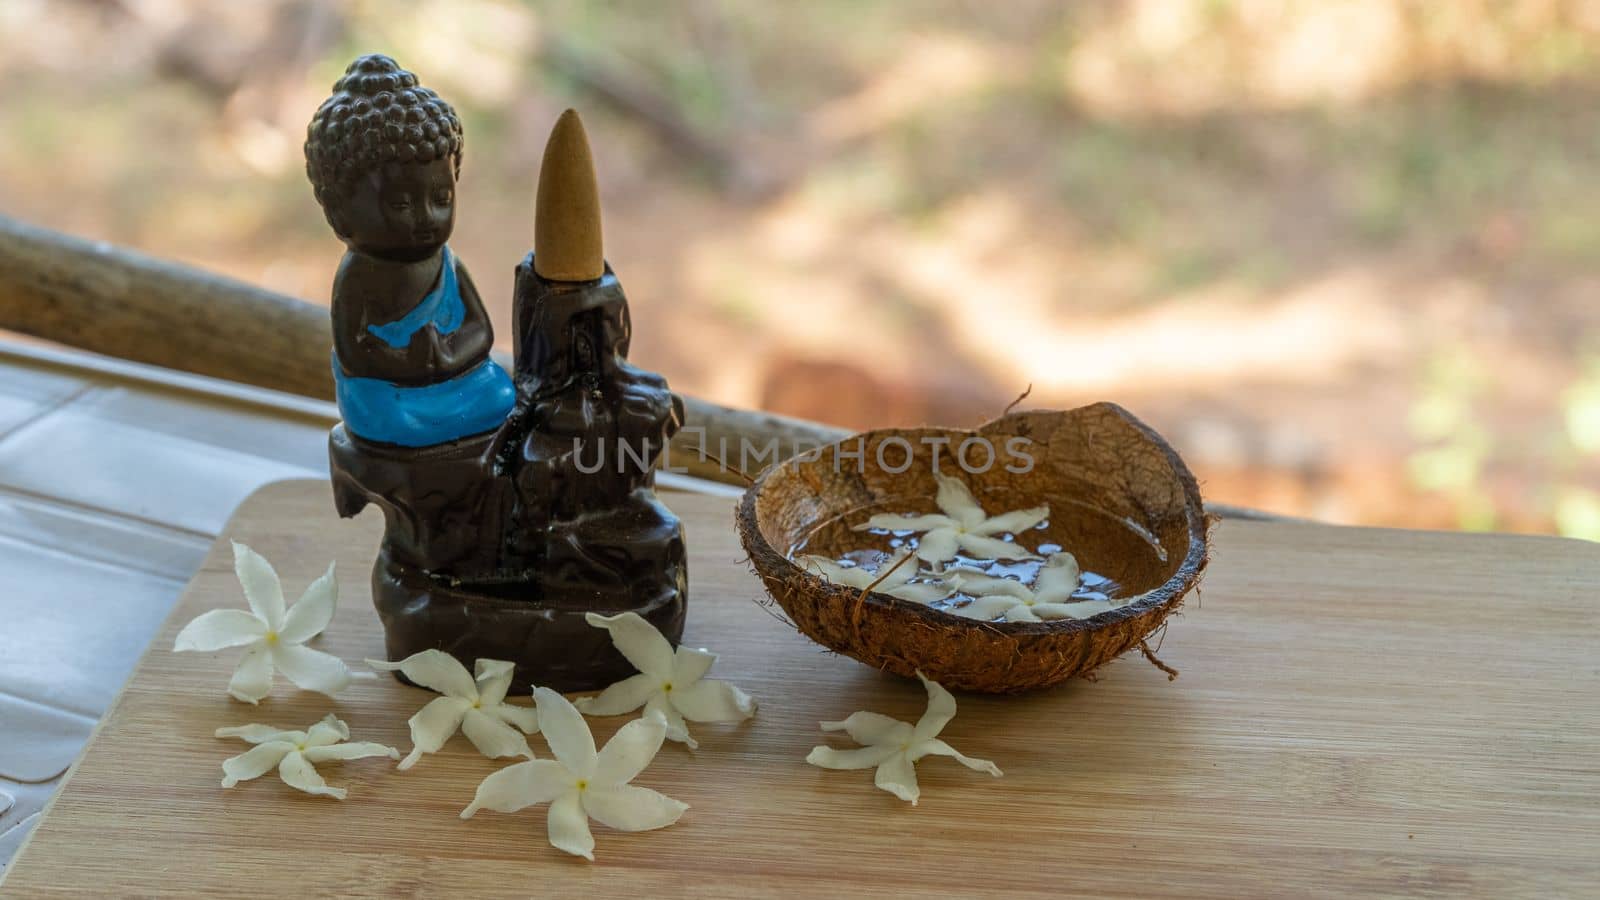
[305,54,463,262]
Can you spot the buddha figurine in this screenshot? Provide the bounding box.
[306,54,514,448]
[312,58,688,693]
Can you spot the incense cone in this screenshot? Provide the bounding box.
[534,109,605,281]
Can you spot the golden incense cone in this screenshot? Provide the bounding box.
[533,108,605,281]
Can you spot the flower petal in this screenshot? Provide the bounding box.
[173,609,266,652]
[885,581,954,605]
[214,723,300,745]
[646,694,695,748]
[227,645,275,704]
[671,646,717,686]
[854,513,958,533]
[277,563,337,644]
[875,550,920,591]
[948,570,1032,600]
[974,505,1049,537]
[1037,599,1115,620]
[584,611,674,679]
[232,541,285,633]
[909,737,1003,777]
[798,555,870,590]
[670,679,756,724]
[366,649,475,699]
[271,643,351,697]
[492,702,540,734]
[948,596,1017,620]
[574,673,657,717]
[462,708,534,761]
[582,784,687,833]
[220,741,294,787]
[1004,605,1042,623]
[547,791,595,860]
[277,750,346,799]
[819,711,912,746]
[1031,552,1082,603]
[913,672,957,741]
[592,715,667,787]
[874,752,920,804]
[805,744,900,770]
[956,532,1038,562]
[461,759,571,817]
[473,658,516,707]
[533,686,597,778]
[303,741,399,764]
[934,473,987,529]
[397,695,471,769]
[913,528,961,566]
[304,714,349,747]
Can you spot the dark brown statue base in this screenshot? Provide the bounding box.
[330,423,688,693]
[370,548,683,694]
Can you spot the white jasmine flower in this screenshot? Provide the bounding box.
[806,672,1000,805]
[948,553,1115,623]
[797,548,955,605]
[173,542,352,704]
[854,472,1046,567]
[216,714,397,800]
[366,650,540,769]
[574,612,755,749]
[462,688,687,861]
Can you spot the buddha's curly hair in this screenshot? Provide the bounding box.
[304,54,463,216]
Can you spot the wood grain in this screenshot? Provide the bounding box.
[5,480,1598,898]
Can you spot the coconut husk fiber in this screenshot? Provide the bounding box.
[735,402,1212,693]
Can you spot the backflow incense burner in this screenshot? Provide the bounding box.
[308,55,686,692]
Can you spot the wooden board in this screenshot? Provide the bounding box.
[6,479,1600,898]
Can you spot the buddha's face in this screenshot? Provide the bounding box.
[330,158,456,261]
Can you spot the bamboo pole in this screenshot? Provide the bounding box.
[0,215,1274,517]
[0,215,844,485]
[0,216,335,398]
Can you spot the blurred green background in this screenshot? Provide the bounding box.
[4,0,1600,535]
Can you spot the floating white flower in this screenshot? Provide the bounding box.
[216,713,397,800]
[462,688,687,861]
[798,547,954,605]
[806,672,1001,805]
[574,612,755,749]
[173,541,352,704]
[366,650,540,769]
[854,472,1046,567]
[948,553,1114,623]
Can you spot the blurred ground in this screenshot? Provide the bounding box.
[3,0,1599,535]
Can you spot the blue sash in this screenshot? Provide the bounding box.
[333,246,514,447]
[366,246,466,347]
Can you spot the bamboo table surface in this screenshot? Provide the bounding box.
[5,479,1599,898]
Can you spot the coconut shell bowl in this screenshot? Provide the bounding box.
[736,402,1212,693]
